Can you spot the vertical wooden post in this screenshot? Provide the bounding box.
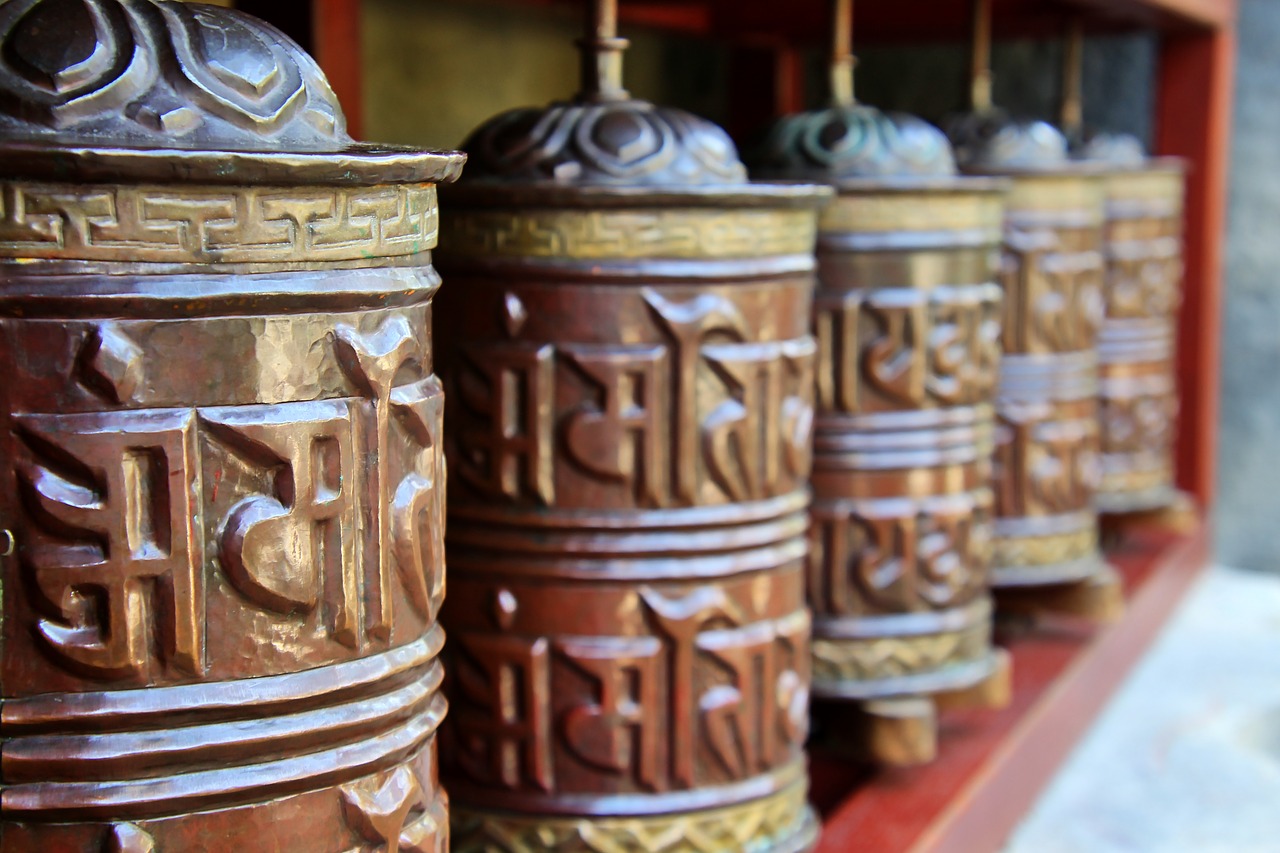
[1154,20,1237,509]
[726,43,806,142]
[312,0,364,139]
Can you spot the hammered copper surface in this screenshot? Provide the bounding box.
[985,171,1110,587]
[434,1,828,848]
[1095,163,1186,513]
[745,0,1009,721]
[0,2,463,849]
[949,0,1111,590]
[803,181,1007,699]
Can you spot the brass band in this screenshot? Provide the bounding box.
[441,206,818,260]
[451,776,818,853]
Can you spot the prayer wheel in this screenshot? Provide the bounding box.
[948,0,1116,610]
[1060,25,1188,516]
[434,1,828,849]
[948,118,1111,594]
[1077,143,1187,514]
[748,0,1009,766]
[0,2,462,849]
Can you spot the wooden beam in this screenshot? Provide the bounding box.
[1155,21,1236,508]
[313,0,364,140]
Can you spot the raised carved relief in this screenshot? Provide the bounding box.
[17,409,204,681]
[9,310,446,684]
[561,343,670,507]
[0,182,439,264]
[447,581,808,797]
[79,322,144,403]
[105,823,155,853]
[993,402,1099,518]
[1096,198,1184,511]
[1106,252,1182,319]
[207,400,359,637]
[809,494,990,618]
[451,778,813,853]
[460,99,746,188]
[810,623,989,683]
[0,0,345,147]
[452,632,554,792]
[440,207,816,260]
[340,764,447,853]
[1002,228,1105,355]
[701,338,814,501]
[449,285,814,510]
[813,283,1001,414]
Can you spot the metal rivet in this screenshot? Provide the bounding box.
[1,529,14,557]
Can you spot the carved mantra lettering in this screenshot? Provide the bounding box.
[813,285,1000,414]
[451,587,808,794]
[808,495,991,616]
[1100,392,1176,455]
[0,182,439,263]
[16,320,445,681]
[453,289,814,506]
[1002,229,1105,354]
[994,404,1100,517]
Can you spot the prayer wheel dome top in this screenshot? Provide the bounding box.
[0,0,464,184]
[947,109,1070,171]
[749,104,956,180]
[459,97,747,188]
[1074,131,1148,167]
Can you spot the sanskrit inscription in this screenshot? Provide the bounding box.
[449,584,809,795]
[450,288,814,509]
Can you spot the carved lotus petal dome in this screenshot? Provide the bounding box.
[460,98,748,187]
[946,109,1069,171]
[0,0,348,151]
[1075,130,1147,167]
[749,104,957,179]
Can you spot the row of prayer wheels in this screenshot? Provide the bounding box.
[0,0,1185,850]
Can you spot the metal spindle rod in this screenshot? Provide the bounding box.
[970,0,994,112]
[1060,18,1085,139]
[830,0,857,107]
[577,0,630,101]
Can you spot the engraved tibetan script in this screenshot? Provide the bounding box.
[16,346,445,678]
[453,287,815,508]
[809,497,988,615]
[451,586,808,794]
[814,285,1001,413]
[17,410,204,680]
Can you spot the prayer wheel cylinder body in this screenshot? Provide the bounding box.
[983,169,1110,587]
[1095,161,1186,513]
[435,110,828,847]
[0,2,462,849]
[807,179,1007,699]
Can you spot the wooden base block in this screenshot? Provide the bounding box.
[853,698,940,767]
[996,565,1126,625]
[935,649,1013,713]
[1108,490,1201,535]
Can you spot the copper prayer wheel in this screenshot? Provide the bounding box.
[980,163,1109,588]
[434,1,828,849]
[948,1,1114,602]
[1061,26,1187,516]
[0,2,462,849]
[1076,148,1186,513]
[748,0,1009,766]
